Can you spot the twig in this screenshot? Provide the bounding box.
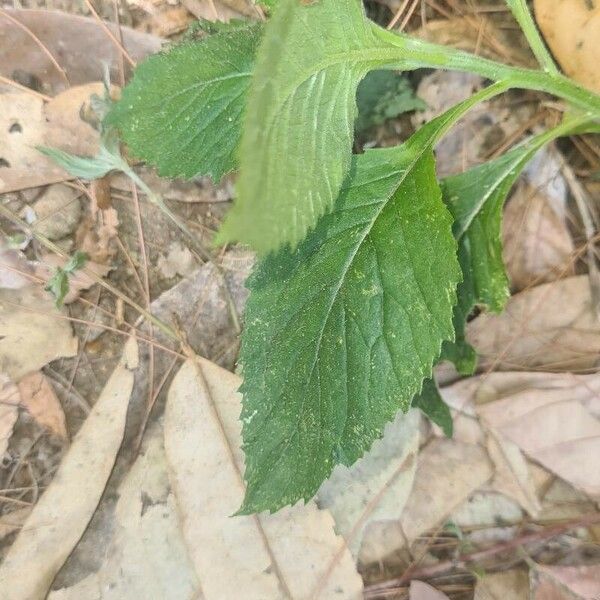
[83,0,135,67]
[0,74,52,102]
[364,513,600,595]
[387,0,411,30]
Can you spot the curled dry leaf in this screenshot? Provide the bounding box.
[318,409,421,559]
[359,438,493,564]
[48,423,199,600]
[467,275,600,372]
[164,358,363,600]
[534,0,600,93]
[0,338,138,600]
[17,371,67,439]
[476,372,600,499]
[0,286,78,381]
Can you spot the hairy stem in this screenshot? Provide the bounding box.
[372,25,600,118]
[504,0,558,74]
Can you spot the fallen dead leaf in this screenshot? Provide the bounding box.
[50,255,252,587]
[0,507,32,543]
[534,0,600,93]
[157,241,197,280]
[0,376,20,457]
[164,358,364,599]
[410,580,451,600]
[477,373,600,499]
[0,84,107,194]
[17,371,67,439]
[0,9,161,93]
[485,432,541,517]
[0,286,78,380]
[318,408,421,558]
[503,181,574,292]
[359,438,493,564]
[467,275,600,372]
[0,240,35,289]
[48,422,199,600]
[450,491,523,547]
[532,563,600,599]
[0,338,138,600]
[474,569,529,600]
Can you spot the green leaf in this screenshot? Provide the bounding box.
[45,270,70,308]
[239,147,459,513]
[37,137,125,181]
[64,250,89,274]
[217,0,409,253]
[238,83,508,514]
[412,379,452,437]
[107,22,261,181]
[355,70,425,133]
[45,251,89,307]
[440,117,588,369]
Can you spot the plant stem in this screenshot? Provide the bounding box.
[504,0,558,74]
[372,26,600,118]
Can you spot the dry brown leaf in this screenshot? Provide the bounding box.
[318,409,420,558]
[157,242,197,279]
[467,275,600,372]
[17,371,67,439]
[0,338,138,600]
[0,286,78,380]
[534,0,600,93]
[474,569,529,600]
[0,9,161,92]
[532,564,600,599]
[410,580,451,600]
[164,358,363,600]
[0,241,35,289]
[451,491,523,545]
[48,423,199,600]
[0,84,107,194]
[477,373,600,499]
[485,433,541,516]
[503,181,574,291]
[0,376,20,457]
[360,438,493,564]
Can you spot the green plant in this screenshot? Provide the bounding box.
[105,0,600,514]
